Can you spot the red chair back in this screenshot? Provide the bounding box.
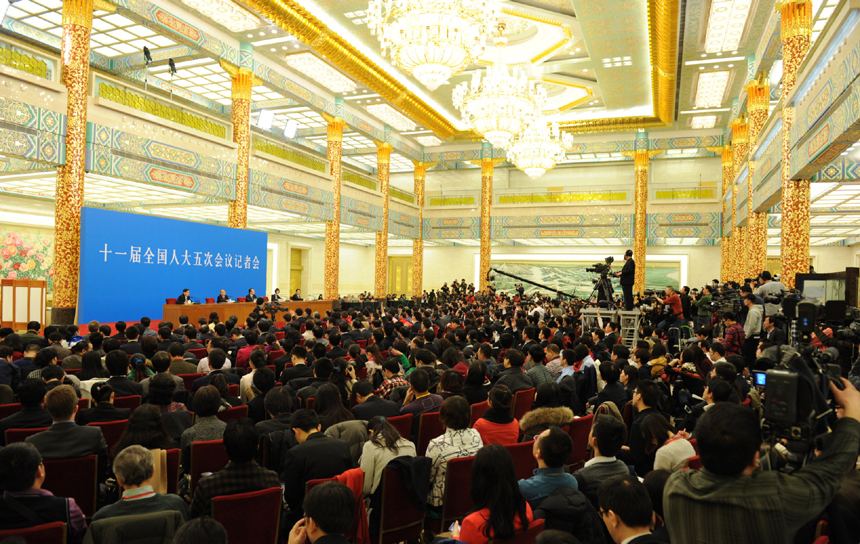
[386,413,412,439]
[357,339,367,349]
[511,388,535,420]
[306,397,315,411]
[268,350,285,363]
[416,411,444,456]
[505,441,538,481]
[113,395,141,412]
[356,367,368,380]
[166,448,180,495]
[205,298,215,304]
[494,518,545,544]
[687,455,702,470]
[0,402,22,420]
[64,368,81,374]
[380,350,389,359]
[470,400,490,427]
[567,414,594,468]
[212,487,282,544]
[0,521,66,543]
[375,467,425,544]
[266,365,276,373]
[689,437,698,454]
[88,419,128,457]
[179,373,206,391]
[440,455,475,525]
[275,332,285,341]
[165,298,177,304]
[306,472,364,541]
[189,348,208,360]
[42,455,98,518]
[190,439,229,494]
[76,398,89,412]
[216,405,248,423]
[6,427,48,444]
[227,384,239,397]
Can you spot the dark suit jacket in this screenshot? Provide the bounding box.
[76,403,131,426]
[620,258,635,286]
[0,406,52,445]
[120,341,143,355]
[767,327,786,345]
[351,396,401,420]
[106,376,144,398]
[217,295,230,303]
[183,341,205,351]
[281,432,352,511]
[588,381,629,413]
[327,347,347,360]
[495,367,535,394]
[176,295,188,304]
[280,364,313,385]
[627,534,664,544]
[192,369,240,392]
[25,421,108,475]
[0,360,19,390]
[618,407,657,477]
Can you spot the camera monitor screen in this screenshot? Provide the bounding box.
[753,371,767,387]
[803,280,826,301]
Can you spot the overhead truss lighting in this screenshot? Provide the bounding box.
[180,0,262,32]
[283,53,358,94]
[368,0,498,91]
[690,115,717,129]
[704,0,751,53]
[694,70,730,108]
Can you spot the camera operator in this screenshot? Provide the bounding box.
[664,379,860,543]
[742,294,763,366]
[693,285,714,329]
[655,286,684,332]
[754,271,786,317]
[614,249,635,311]
[680,286,693,322]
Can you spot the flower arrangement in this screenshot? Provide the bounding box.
[1,229,54,291]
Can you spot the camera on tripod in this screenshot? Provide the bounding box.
[586,256,614,276]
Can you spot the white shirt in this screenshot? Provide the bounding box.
[621,533,654,544]
[239,370,255,403]
[197,356,233,374]
[583,455,619,468]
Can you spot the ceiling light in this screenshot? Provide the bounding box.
[685,56,745,65]
[508,121,572,179]
[257,109,275,131]
[701,53,707,58]
[368,0,497,91]
[575,48,581,52]
[178,0,261,32]
[283,53,358,93]
[583,68,588,72]
[695,70,730,108]
[704,0,751,53]
[691,115,717,129]
[366,103,417,131]
[416,135,442,146]
[284,119,298,138]
[453,25,545,149]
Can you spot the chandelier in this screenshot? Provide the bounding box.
[507,121,573,179]
[367,0,498,91]
[452,24,546,150]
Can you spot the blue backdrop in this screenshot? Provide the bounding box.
[79,207,267,323]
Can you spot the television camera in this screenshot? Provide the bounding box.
[586,256,614,277]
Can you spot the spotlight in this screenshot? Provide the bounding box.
[257,109,275,131]
[284,119,298,139]
[168,58,177,75]
[143,46,152,66]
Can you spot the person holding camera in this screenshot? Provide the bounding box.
[655,286,683,332]
[664,378,860,543]
[614,250,635,311]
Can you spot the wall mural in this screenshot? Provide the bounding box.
[1,228,54,291]
[491,261,681,297]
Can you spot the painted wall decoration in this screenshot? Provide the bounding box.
[0,227,54,291]
[490,260,681,296]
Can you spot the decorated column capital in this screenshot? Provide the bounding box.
[324,103,344,300]
[375,141,393,298]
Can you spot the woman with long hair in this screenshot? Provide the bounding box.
[210,374,241,409]
[456,444,533,544]
[76,383,131,425]
[113,404,177,453]
[315,383,354,431]
[359,416,416,496]
[621,364,640,401]
[641,413,695,472]
[128,353,154,383]
[472,385,519,446]
[0,333,23,353]
[439,370,465,400]
[147,373,192,441]
[462,361,489,405]
[78,352,110,400]
[329,357,356,402]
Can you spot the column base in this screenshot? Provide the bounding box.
[52,306,77,326]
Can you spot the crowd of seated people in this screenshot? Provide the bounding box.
[0,273,859,544]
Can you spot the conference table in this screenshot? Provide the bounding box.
[162,300,336,324]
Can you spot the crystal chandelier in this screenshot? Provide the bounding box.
[507,121,573,179]
[367,0,498,91]
[452,24,546,150]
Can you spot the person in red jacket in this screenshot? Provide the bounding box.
[473,385,519,446]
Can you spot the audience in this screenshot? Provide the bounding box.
[427,396,483,510]
[351,379,401,419]
[359,416,417,496]
[190,418,280,518]
[641,413,696,472]
[0,378,51,445]
[496,349,535,394]
[105,350,144,397]
[92,445,189,521]
[114,404,178,452]
[0,442,87,544]
[518,426,577,507]
[597,475,657,544]
[288,481,355,544]
[574,415,629,504]
[180,385,227,468]
[76,382,131,425]
[473,384,519,446]
[618,379,661,476]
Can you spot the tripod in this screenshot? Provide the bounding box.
[588,276,617,311]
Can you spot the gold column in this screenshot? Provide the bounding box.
[222,63,254,229]
[720,146,733,283]
[374,142,392,298]
[780,0,813,288]
[323,114,344,300]
[731,116,749,282]
[412,161,427,296]
[633,151,649,294]
[746,73,770,279]
[479,157,494,291]
[52,0,93,324]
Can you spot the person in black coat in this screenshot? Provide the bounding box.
[76,383,131,425]
[350,381,401,419]
[596,474,666,544]
[588,362,629,413]
[617,380,662,477]
[615,250,636,311]
[191,349,239,392]
[495,350,535,394]
[119,327,143,356]
[282,410,352,527]
[0,379,52,446]
[104,350,144,398]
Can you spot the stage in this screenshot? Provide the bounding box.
[162,300,337,326]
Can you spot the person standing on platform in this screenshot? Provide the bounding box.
[217,290,230,303]
[615,250,635,311]
[176,289,190,305]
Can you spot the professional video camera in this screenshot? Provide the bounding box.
[707,291,743,314]
[261,300,288,321]
[586,256,614,277]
